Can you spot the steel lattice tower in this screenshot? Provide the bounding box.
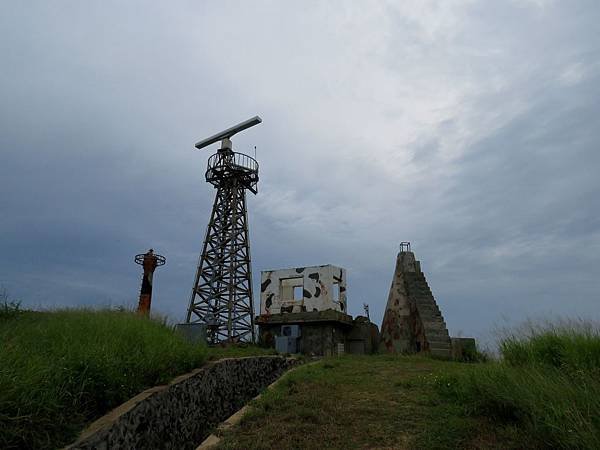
[186,117,261,344]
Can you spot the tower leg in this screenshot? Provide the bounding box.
[187,182,255,344]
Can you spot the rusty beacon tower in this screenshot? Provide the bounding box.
[134,249,166,315]
[186,117,261,344]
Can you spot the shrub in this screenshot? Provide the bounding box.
[0,300,21,320]
[0,287,22,320]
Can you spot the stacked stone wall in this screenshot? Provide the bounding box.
[66,356,298,450]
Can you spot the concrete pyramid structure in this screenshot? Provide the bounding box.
[380,250,452,358]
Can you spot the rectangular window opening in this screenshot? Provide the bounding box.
[280,277,304,302]
[332,282,340,301]
[293,285,303,300]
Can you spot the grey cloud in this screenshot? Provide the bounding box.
[1,1,599,346]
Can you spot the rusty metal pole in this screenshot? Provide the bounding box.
[134,249,166,315]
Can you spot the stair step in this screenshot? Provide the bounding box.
[429,346,452,353]
[429,342,451,347]
[418,302,439,308]
[423,322,447,330]
[425,330,450,342]
[429,347,451,353]
[428,339,452,347]
[428,337,451,346]
[423,322,445,329]
[429,350,452,356]
[424,326,446,333]
[419,313,443,321]
[417,305,440,312]
[421,314,444,320]
[415,299,437,306]
[417,304,440,311]
[421,316,444,324]
[420,307,442,314]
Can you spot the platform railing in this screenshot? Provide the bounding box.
[207,151,258,174]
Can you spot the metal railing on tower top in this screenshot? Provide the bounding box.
[399,242,411,252]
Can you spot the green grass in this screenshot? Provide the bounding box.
[501,321,600,372]
[207,343,277,360]
[217,355,524,449]
[0,307,207,450]
[217,323,600,449]
[434,323,600,449]
[5,304,596,449]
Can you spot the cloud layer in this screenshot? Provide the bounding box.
[1,1,599,345]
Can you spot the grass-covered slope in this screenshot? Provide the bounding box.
[436,323,600,449]
[0,308,207,450]
[206,343,277,360]
[218,355,523,449]
[218,323,600,449]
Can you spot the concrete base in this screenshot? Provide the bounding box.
[451,337,478,361]
[175,323,208,344]
[257,310,379,356]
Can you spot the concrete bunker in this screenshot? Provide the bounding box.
[257,264,378,356]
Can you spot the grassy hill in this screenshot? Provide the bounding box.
[0,306,207,450]
[3,301,598,449]
[218,324,600,449]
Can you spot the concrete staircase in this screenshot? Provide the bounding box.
[403,271,452,358]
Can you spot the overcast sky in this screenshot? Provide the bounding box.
[1,1,599,347]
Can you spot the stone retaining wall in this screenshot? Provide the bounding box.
[66,356,299,450]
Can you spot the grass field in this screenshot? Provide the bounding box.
[218,324,600,449]
[0,306,207,450]
[217,355,525,449]
[3,300,598,449]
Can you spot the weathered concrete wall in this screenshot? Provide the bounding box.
[346,316,380,354]
[259,320,346,356]
[260,265,347,315]
[66,356,298,450]
[380,252,425,353]
[451,337,478,361]
[257,311,379,356]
